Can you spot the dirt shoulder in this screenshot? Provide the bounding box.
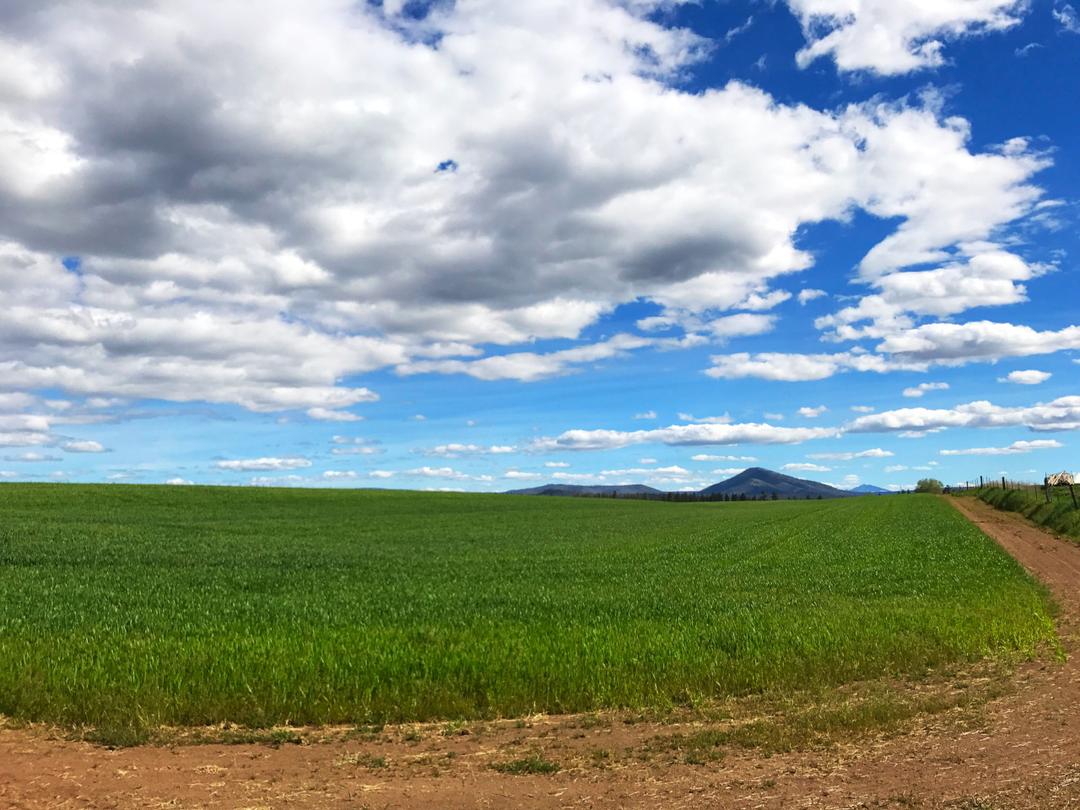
[2,496,1079,809]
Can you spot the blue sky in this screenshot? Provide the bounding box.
[1,0,1078,492]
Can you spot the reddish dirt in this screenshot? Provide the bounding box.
[3,496,1080,809]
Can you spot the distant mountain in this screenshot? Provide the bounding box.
[849,484,891,495]
[699,467,857,500]
[506,467,858,500]
[505,483,663,498]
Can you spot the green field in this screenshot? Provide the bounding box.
[0,485,1055,737]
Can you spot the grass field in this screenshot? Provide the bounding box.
[0,485,1056,740]
[977,486,1080,540]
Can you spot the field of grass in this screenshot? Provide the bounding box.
[0,485,1056,741]
[977,486,1080,540]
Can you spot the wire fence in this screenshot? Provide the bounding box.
[955,473,1080,510]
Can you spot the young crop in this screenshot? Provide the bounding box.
[0,485,1056,736]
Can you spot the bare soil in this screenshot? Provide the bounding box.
[3,496,1079,809]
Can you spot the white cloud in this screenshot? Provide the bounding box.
[504,470,543,481]
[798,405,828,418]
[0,1,1052,412]
[798,289,827,305]
[1000,369,1052,385]
[423,443,516,457]
[601,465,692,478]
[215,457,312,471]
[764,413,784,421]
[543,461,570,468]
[634,410,657,420]
[678,412,732,424]
[707,351,925,381]
[808,448,894,460]
[787,0,1027,75]
[848,396,1080,434]
[369,470,395,479]
[711,467,748,476]
[783,462,831,473]
[851,405,875,413]
[692,454,757,462]
[940,439,1064,456]
[407,466,494,483]
[321,470,358,480]
[331,446,381,456]
[61,439,106,453]
[534,422,838,452]
[878,322,1080,363]
[397,334,657,382]
[885,465,909,473]
[1054,3,1080,33]
[408,466,469,480]
[711,317,1080,382]
[706,313,777,340]
[164,477,193,485]
[639,457,658,464]
[903,382,950,398]
[2,451,61,462]
[307,407,363,422]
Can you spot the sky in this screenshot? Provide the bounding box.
[1,0,1078,493]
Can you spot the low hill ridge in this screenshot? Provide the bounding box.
[699,467,856,499]
[506,467,861,499]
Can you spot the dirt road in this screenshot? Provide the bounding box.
[2,497,1079,809]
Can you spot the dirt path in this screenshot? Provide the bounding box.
[3,497,1080,809]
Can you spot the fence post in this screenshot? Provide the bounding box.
[1070,483,1079,510]
[1002,476,1007,491]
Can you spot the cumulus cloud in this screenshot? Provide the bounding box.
[61,439,106,453]
[999,369,1052,385]
[0,0,1055,411]
[903,382,950,398]
[533,421,838,451]
[504,470,543,481]
[424,443,516,457]
[307,407,363,422]
[709,318,1079,382]
[787,0,1027,75]
[678,412,733,424]
[798,289,827,305]
[940,439,1064,456]
[798,405,828,418]
[407,466,494,482]
[706,350,925,381]
[396,334,658,382]
[164,477,193,485]
[808,448,894,460]
[634,410,657,420]
[214,456,312,471]
[691,454,757,462]
[848,396,1080,434]
[321,470,358,480]
[783,462,831,472]
[3,451,61,462]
